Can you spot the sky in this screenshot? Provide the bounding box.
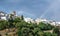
[0,0,60,21]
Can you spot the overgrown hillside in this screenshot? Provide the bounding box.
[0,15,59,36]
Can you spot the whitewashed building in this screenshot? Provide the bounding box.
[0,11,7,20]
[55,22,60,26]
[24,17,35,23]
[35,18,47,24]
[7,11,17,20]
[48,20,56,26]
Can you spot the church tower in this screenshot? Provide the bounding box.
[12,11,16,16]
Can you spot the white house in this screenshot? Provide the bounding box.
[7,11,17,20]
[48,20,56,26]
[0,11,7,20]
[55,22,60,26]
[24,17,35,23]
[35,18,47,24]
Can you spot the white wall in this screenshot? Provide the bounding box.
[1,17,7,20]
[24,17,35,23]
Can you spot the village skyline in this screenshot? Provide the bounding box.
[0,0,60,21]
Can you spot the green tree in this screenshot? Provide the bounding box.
[0,20,8,30]
[51,33,57,36]
[13,17,21,27]
[53,27,59,34]
[44,32,52,36]
[21,15,24,20]
[17,27,30,36]
[53,27,59,36]
[38,22,53,30]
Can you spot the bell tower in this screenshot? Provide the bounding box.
[12,11,16,16]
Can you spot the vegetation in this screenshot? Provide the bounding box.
[0,15,59,36]
[38,22,53,30]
